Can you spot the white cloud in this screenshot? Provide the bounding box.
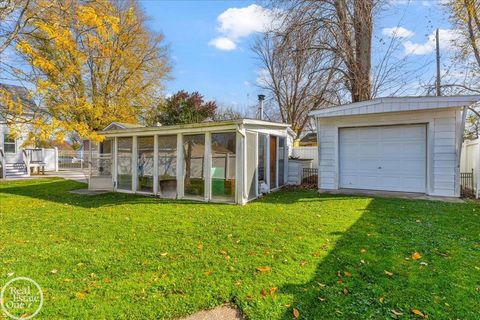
[382,27,414,39]
[256,68,270,86]
[209,37,236,51]
[209,4,276,51]
[403,29,460,55]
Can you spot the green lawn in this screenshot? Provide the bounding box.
[0,178,479,319]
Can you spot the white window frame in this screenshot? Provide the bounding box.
[3,134,16,154]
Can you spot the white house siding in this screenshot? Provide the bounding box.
[0,123,30,163]
[316,107,463,197]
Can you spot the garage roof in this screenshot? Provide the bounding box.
[310,95,480,118]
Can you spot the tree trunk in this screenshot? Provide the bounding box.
[352,0,373,102]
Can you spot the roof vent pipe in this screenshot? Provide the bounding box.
[258,94,265,120]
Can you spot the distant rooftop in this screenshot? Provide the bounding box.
[0,83,38,112]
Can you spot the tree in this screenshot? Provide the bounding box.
[157,91,217,125]
[446,0,480,68]
[253,26,339,136]
[213,105,248,121]
[442,0,480,138]
[3,0,170,142]
[0,0,32,57]
[276,0,376,103]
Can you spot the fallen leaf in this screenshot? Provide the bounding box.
[384,270,394,277]
[416,219,421,223]
[391,309,403,316]
[293,308,300,319]
[256,266,271,272]
[269,287,277,296]
[318,297,326,302]
[75,292,86,300]
[412,252,422,260]
[103,278,111,283]
[6,272,14,278]
[64,278,73,283]
[379,296,385,303]
[300,261,307,267]
[360,248,367,253]
[343,287,349,295]
[197,243,203,251]
[420,262,428,266]
[317,282,326,288]
[360,259,365,264]
[337,279,343,285]
[160,252,168,257]
[50,269,58,274]
[261,289,267,299]
[344,271,352,277]
[229,266,235,272]
[312,252,322,257]
[412,309,427,318]
[219,250,227,255]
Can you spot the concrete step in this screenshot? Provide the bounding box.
[5,168,27,172]
[5,168,27,174]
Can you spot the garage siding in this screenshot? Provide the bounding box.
[316,108,461,197]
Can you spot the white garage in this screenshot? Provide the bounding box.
[311,96,480,198]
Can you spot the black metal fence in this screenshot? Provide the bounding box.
[460,169,475,198]
[302,168,318,186]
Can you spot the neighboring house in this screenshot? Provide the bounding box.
[298,132,317,147]
[87,119,295,204]
[0,83,53,178]
[310,95,480,198]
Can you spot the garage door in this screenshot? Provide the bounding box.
[339,124,426,193]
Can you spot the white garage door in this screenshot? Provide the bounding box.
[339,124,426,193]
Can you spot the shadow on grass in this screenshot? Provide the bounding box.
[0,178,223,209]
[254,188,370,204]
[276,198,477,319]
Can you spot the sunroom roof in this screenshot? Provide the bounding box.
[101,118,292,135]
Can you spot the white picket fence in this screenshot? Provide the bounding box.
[292,147,318,168]
[460,139,479,198]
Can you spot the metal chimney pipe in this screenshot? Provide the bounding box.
[258,94,265,120]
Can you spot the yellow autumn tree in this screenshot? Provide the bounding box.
[446,0,480,70]
[9,0,170,142]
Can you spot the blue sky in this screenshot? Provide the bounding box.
[141,0,455,113]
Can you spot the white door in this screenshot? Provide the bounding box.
[339,124,426,193]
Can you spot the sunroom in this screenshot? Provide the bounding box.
[87,119,294,204]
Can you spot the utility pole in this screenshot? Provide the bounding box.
[436,28,441,96]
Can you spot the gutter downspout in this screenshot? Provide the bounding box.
[456,106,468,197]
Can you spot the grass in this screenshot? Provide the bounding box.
[0,178,479,319]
